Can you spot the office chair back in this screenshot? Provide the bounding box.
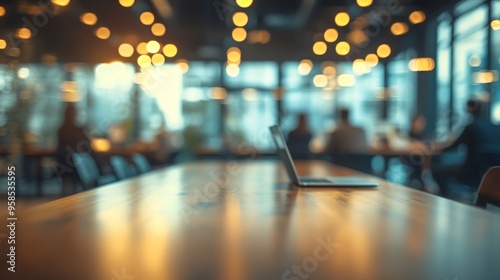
[132,154,152,174]
[110,156,137,180]
[72,153,100,189]
[475,166,500,208]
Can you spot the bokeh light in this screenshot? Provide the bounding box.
[377,44,391,58]
[335,12,350,27]
[80,13,97,25]
[140,12,155,25]
[324,29,339,43]
[118,43,134,57]
[313,41,327,55]
[335,41,350,55]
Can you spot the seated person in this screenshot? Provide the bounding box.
[409,115,427,141]
[55,104,91,192]
[432,99,500,196]
[286,114,312,159]
[325,108,368,154]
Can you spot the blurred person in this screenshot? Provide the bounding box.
[152,122,173,165]
[432,99,500,196]
[409,115,427,141]
[56,103,90,193]
[286,114,312,159]
[325,108,368,154]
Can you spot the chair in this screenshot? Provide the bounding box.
[73,153,115,190]
[475,166,500,208]
[132,154,152,174]
[110,156,137,180]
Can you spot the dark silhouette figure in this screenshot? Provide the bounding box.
[409,115,427,141]
[55,104,90,193]
[432,99,500,195]
[324,108,372,174]
[286,114,312,159]
[325,108,368,154]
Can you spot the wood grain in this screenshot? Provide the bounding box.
[1,160,499,280]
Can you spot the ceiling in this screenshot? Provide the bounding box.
[0,0,458,64]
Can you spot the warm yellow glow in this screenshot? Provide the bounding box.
[335,12,350,27]
[163,44,178,57]
[233,12,249,27]
[313,74,328,88]
[140,12,155,25]
[298,59,313,76]
[175,59,189,73]
[390,22,409,36]
[248,30,260,43]
[335,41,350,56]
[136,42,148,55]
[95,27,111,40]
[242,88,258,101]
[118,43,134,57]
[227,47,241,56]
[118,0,135,8]
[248,30,270,44]
[323,65,336,77]
[408,57,436,72]
[210,87,227,100]
[348,30,368,45]
[324,28,339,43]
[473,71,498,84]
[492,20,500,30]
[226,64,240,77]
[51,0,70,7]
[80,13,97,25]
[236,0,253,8]
[16,28,32,40]
[356,0,373,7]
[0,39,6,50]
[151,23,166,36]
[260,30,271,43]
[409,11,426,24]
[353,59,369,75]
[313,41,327,55]
[151,53,165,66]
[377,44,391,58]
[365,53,379,67]
[0,6,5,17]
[91,139,111,152]
[232,28,247,42]
[227,47,241,63]
[146,40,161,53]
[60,81,80,102]
[338,74,356,87]
[137,55,151,67]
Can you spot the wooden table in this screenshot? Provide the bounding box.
[1,161,499,279]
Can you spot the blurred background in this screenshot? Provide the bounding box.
[0,0,499,201]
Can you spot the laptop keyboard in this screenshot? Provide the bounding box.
[300,178,333,184]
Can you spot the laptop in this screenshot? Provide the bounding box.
[269,125,378,187]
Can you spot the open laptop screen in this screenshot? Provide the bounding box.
[269,125,301,184]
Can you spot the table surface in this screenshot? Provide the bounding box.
[1,160,499,280]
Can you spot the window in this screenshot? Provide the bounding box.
[453,5,488,129]
[436,14,452,138]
